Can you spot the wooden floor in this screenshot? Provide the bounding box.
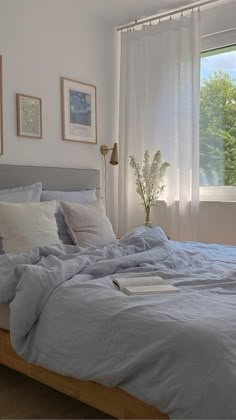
[0,365,112,419]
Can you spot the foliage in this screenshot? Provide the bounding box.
[200,70,236,186]
[129,150,170,222]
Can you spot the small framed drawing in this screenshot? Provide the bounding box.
[16,94,42,139]
[0,56,3,155]
[61,77,97,144]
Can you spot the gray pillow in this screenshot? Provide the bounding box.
[61,200,116,248]
[40,189,97,244]
[0,182,42,254]
[41,189,97,203]
[0,182,42,203]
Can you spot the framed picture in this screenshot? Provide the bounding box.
[16,94,42,139]
[61,77,97,144]
[0,56,3,155]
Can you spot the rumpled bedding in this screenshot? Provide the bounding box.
[1,226,236,419]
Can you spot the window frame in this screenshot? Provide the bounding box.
[200,29,236,202]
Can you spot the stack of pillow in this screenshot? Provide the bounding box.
[0,183,116,255]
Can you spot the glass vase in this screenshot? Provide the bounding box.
[144,207,152,228]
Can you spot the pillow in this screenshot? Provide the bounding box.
[61,199,116,248]
[41,189,97,245]
[0,201,61,254]
[40,189,97,203]
[0,182,42,254]
[0,182,42,203]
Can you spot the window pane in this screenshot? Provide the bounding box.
[200,45,236,186]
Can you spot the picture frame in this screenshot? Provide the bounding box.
[0,56,3,155]
[16,94,42,139]
[61,77,97,144]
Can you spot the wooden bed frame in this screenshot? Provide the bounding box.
[0,328,168,419]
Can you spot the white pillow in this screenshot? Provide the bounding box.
[0,201,61,254]
[61,199,116,248]
[0,182,42,255]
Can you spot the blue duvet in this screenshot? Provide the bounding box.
[1,227,236,419]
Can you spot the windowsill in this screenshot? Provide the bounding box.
[200,200,236,204]
[158,198,236,205]
[200,186,236,202]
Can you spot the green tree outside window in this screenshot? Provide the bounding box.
[200,47,236,186]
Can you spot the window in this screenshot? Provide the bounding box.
[200,42,236,201]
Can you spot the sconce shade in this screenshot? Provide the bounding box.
[110,143,118,165]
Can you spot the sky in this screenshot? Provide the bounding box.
[201,48,236,84]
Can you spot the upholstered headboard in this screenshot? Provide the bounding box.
[0,165,100,193]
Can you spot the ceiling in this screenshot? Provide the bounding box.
[80,0,197,27]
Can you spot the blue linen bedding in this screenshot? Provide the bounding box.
[1,227,236,419]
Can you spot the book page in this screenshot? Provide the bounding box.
[113,276,165,290]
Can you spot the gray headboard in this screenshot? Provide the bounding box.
[0,165,100,193]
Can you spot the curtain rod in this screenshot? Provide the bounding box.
[116,0,221,32]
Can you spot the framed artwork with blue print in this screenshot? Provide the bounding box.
[61,77,97,144]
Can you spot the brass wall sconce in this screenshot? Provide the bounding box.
[100,143,118,165]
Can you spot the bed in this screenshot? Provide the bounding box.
[0,164,167,420]
[1,165,236,419]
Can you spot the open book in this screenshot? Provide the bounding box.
[113,276,178,296]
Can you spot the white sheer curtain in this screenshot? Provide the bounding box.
[118,12,201,240]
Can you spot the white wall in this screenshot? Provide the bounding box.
[201,0,236,37]
[155,201,236,246]
[0,0,115,195]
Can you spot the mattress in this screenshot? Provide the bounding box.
[0,304,10,330]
